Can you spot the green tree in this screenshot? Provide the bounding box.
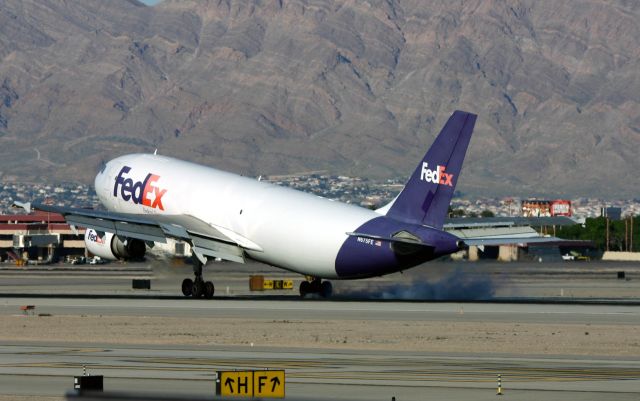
[447,206,466,217]
[555,216,640,251]
[481,210,495,218]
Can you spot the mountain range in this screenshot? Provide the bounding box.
[0,0,638,198]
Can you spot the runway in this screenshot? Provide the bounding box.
[1,261,640,400]
[2,259,640,301]
[2,297,640,324]
[1,297,640,400]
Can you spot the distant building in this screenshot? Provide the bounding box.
[550,200,572,217]
[521,199,572,217]
[0,211,85,263]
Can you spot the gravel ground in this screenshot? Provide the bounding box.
[2,314,639,356]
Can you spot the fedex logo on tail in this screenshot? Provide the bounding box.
[420,162,454,187]
[113,166,167,210]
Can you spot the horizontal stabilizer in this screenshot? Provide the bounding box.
[346,231,442,258]
[346,231,435,248]
[460,236,584,246]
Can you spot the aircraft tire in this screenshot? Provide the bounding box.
[181,278,193,297]
[192,280,204,298]
[320,281,333,298]
[204,281,215,299]
[299,281,311,297]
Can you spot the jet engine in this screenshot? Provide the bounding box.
[84,229,146,261]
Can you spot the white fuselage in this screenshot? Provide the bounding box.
[95,154,379,278]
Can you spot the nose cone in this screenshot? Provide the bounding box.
[94,163,105,191]
[94,161,111,204]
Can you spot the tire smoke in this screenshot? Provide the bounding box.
[334,267,497,301]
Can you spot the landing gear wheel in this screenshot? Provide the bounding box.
[181,278,193,297]
[320,281,333,298]
[299,281,311,297]
[204,281,215,299]
[192,280,204,298]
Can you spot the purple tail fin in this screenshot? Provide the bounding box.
[385,110,477,229]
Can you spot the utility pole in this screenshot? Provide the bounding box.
[629,216,633,252]
[625,218,629,252]
[606,217,610,252]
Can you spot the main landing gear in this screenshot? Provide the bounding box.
[181,257,214,299]
[299,277,333,298]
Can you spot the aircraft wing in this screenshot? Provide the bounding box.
[13,202,257,264]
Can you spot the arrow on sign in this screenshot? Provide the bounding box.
[270,376,281,392]
[225,377,235,393]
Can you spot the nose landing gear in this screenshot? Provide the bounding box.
[299,277,332,298]
[181,257,214,299]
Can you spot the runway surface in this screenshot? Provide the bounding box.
[2,297,640,324]
[2,259,640,301]
[1,342,640,401]
[1,261,640,400]
[1,297,640,400]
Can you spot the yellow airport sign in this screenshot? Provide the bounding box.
[218,371,253,397]
[216,370,285,398]
[282,280,293,289]
[254,370,285,398]
[262,280,294,290]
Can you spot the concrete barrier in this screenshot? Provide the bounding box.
[498,245,518,262]
[602,252,640,262]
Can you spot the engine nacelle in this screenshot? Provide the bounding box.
[84,229,146,261]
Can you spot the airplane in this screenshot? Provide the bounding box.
[16,110,478,299]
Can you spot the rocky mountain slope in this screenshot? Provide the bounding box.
[0,0,638,198]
